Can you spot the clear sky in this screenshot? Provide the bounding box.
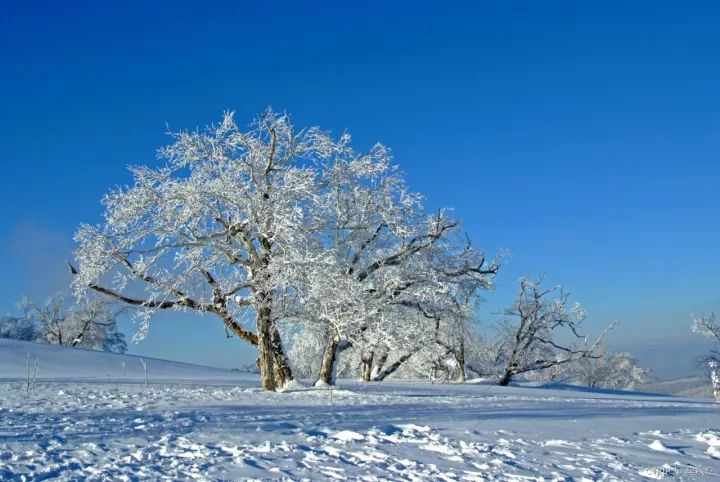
[1,1,718,379]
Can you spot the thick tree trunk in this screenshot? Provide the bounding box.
[318,332,340,385]
[256,306,278,391]
[269,319,293,388]
[253,282,293,391]
[361,351,374,382]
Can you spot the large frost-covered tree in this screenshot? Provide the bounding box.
[71,108,499,389]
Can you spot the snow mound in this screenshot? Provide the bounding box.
[331,430,365,442]
[697,431,720,457]
[648,439,680,453]
[314,379,331,389]
[276,378,307,392]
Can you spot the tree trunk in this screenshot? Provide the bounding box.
[457,361,467,383]
[374,351,414,381]
[498,368,513,386]
[254,282,293,391]
[361,351,374,382]
[256,305,278,391]
[371,352,388,380]
[269,319,293,388]
[457,339,466,383]
[430,364,438,382]
[318,332,340,385]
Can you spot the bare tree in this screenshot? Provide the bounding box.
[496,276,608,386]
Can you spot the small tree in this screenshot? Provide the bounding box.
[20,294,127,353]
[496,276,607,386]
[567,347,652,390]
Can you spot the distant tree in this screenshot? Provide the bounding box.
[391,300,485,383]
[691,312,720,400]
[692,312,720,364]
[20,294,127,353]
[567,347,652,390]
[0,315,40,342]
[496,276,609,386]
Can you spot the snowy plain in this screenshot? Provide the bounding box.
[1,339,718,481]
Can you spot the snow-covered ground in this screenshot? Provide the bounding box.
[0,339,248,382]
[1,341,718,481]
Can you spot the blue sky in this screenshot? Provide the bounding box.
[1,1,718,378]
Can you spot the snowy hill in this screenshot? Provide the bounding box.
[0,340,719,480]
[0,339,254,382]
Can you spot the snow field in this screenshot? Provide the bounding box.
[1,341,718,481]
[1,379,719,481]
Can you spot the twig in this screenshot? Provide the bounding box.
[139,358,149,385]
[32,358,39,394]
[26,354,30,394]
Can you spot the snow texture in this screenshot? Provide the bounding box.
[1,340,718,481]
